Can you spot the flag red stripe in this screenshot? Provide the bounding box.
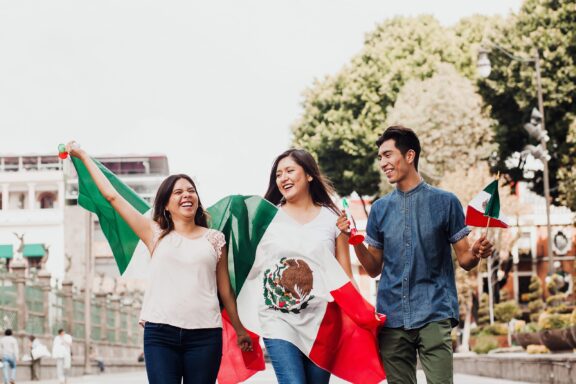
[217,310,265,384]
[466,206,508,228]
[309,282,386,384]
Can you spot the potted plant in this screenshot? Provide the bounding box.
[515,322,543,348]
[538,313,573,352]
[568,308,576,348]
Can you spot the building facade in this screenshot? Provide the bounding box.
[0,153,168,291]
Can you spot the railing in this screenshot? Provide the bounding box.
[0,262,143,361]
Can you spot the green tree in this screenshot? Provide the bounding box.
[527,276,544,323]
[292,16,466,206]
[557,118,576,212]
[386,63,495,180]
[477,0,576,203]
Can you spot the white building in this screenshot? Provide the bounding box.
[0,153,168,290]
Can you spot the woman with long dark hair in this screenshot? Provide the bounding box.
[66,142,251,384]
[261,149,354,384]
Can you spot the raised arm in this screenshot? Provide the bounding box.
[67,142,156,252]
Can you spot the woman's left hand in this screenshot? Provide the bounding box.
[236,330,253,352]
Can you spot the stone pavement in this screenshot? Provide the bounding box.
[18,365,531,383]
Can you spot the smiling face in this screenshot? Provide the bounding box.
[275,156,312,203]
[378,139,415,185]
[164,178,199,220]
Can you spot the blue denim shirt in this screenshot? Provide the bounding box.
[366,181,470,329]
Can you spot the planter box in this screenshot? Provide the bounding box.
[539,329,573,352]
[515,332,542,349]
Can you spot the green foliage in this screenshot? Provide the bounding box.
[558,118,576,212]
[527,276,544,322]
[477,0,576,206]
[473,335,499,354]
[522,322,540,333]
[386,63,495,180]
[570,308,576,326]
[292,15,477,197]
[494,300,521,323]
[478,293,490,327]
[538,313,570,330]
[481,323,509,336]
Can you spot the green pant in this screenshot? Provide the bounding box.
[379,319,453,384]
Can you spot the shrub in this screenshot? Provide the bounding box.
[527,276,544,322]
[522,322,540,333]
[570,308,576,326]
[472,335,499,354]
[481,323,508,336]
[538,313,570,330]
[494,300,521,323]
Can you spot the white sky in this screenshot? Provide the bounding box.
[0,0,522,205]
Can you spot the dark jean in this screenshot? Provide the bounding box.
[263,338,330,384]
[144,322,222,384]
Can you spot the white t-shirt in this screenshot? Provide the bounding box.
[0,335,18,359]
[139,227,226,329]
[257,206,341,341]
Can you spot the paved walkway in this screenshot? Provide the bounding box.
[18,366,531,383]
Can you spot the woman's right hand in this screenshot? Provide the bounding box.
[65,141,84,158]
[337,209,351,236]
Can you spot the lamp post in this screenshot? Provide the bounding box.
[477,43,554,275]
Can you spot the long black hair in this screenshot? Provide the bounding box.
[152,174,208,239]
[264,149,339,214]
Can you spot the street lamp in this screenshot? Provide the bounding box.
[477,42,555,275]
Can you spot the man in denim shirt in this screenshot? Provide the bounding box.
[338,126,494,384]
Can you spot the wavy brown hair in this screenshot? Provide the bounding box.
[264,149,339,214]
[152,174,209,239]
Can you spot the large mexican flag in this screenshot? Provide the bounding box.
[72,157,386,384]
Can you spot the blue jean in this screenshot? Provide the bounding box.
[2,356,16,384]
[263,338,330,384]
[144,322,222,384]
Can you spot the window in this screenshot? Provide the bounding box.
[9,192,26,209]
[38,192,56,209]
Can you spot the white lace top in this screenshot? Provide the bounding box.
[139,225,226,329]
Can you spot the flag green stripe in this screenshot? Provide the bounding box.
[72,157,150,274]
[207,196,278,294]
[483,180,501,219]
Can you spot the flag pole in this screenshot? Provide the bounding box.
[486,172,500,326]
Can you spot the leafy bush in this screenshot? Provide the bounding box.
[538,313,570,330]
[480,323,508,336]
[522,322,540,333]
[527,276,544,323]
[473,335,499,354]
[478,293,490,327]
[494,300,521,323]
[513,320,526,333]
[570,308,576,326]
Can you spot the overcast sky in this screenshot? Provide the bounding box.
[0,0,522,205]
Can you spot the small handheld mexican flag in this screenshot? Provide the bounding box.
[465,179,510,228]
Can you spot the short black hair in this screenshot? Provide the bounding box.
[4,329,12,336]
[58,328,64,334]
[376,125,421,171]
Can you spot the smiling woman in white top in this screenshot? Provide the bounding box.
[261,149,355,384]
[66,141,252,384]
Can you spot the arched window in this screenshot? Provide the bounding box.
[38,192,56,209]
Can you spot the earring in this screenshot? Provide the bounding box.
[163,210,170,223]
